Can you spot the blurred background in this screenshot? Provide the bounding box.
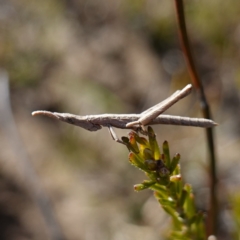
[0,0,240,239]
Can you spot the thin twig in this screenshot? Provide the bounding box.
[174,0,218,236]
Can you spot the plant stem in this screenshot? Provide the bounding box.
[173,0,218,236]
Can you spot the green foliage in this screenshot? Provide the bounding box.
[122,126,206,240]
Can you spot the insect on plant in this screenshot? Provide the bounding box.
[32,84,217,240]
[32,84,217,141]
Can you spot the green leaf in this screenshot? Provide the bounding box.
[121,136,129,143]
[150,182,167,192]
[128,152,149,171]
[173,166,183,194]
[122,136,139,154]
[129,134,140,153]
[170,153,181,174]
[168,181,178,201]
[162,205,182,229]
[173,163,181,175]
[170,230,190,240]
[163,141,170,168]
[147,126,161,160]
[179,189,188,208]
[134,180,156,191]
[143,148,153,160]
[156,176,170,186]
[121,137,130,150]
[188,215,197,225]
[184,184,192,194]
[158,197,176,208]
[195,212,206,239]
[195,211,204,225]
[145,171,159,181]
[153,187,168,199]
[131,132,148,146]
[183,185,196,219]
[170,174,182,182]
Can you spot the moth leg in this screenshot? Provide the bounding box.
[125,121,148,135]
[139,125,147,134]
[107,125,126,145]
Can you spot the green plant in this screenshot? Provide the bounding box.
[122,126,206,240]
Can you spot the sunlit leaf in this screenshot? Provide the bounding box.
[148,126,161,159]
[134,180,156,191]
[170,153,180,174]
